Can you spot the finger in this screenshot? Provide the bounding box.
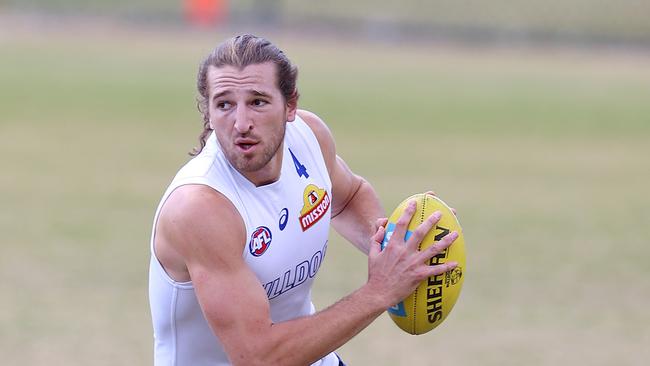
[375,217,388,229]
[451,207,457,216]
[368,232,382,258]
[389,200,416,247]
[419,231,458,262]
[426,261,458,277]
[405,211,441,251]
[372,224,386,249]
[425,190,437,197]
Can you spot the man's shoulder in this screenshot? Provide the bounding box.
[158,184,246,257]
[156,184,247,279]
[162,185,240,230]
[296,109,325,129]
[296,109,335,150]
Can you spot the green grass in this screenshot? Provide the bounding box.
[1,24,649,365]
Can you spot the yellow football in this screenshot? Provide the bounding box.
[381,193,466,335]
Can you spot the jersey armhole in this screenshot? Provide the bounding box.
[150,180,248,287]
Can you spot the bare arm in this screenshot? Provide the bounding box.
[297,110,385,254]
[330,176,385,254]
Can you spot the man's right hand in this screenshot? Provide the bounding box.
[365,199,459,309]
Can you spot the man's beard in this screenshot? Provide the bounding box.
[225,126,286,174]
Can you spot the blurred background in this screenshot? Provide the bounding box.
[1,1,649,365]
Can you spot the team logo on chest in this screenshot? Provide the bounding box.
[249,226,272,257]
[299,184,331,231]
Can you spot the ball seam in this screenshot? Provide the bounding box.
[412,194,427,334]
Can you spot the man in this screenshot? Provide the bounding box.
[149,34,458,366]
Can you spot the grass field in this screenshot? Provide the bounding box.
[1,21,650,365]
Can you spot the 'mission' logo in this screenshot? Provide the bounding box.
[299,184,330,231]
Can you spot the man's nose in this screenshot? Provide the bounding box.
[233,105,253,133]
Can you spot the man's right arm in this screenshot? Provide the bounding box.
[156,184,457,366]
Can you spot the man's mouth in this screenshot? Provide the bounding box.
[235,139,258,152]
[238,143,255,151]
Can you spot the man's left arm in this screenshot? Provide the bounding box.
[298,110,385,254]
[330,171,386,254]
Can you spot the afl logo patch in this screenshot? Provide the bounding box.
[249,226,272,257]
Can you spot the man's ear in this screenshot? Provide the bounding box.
[285,90,299,122]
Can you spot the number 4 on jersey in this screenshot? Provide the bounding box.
[289,148,309,178]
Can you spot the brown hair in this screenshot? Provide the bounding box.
[191,34,299,155]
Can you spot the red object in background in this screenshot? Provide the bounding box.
[185,0,228,27]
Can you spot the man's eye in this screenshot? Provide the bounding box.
[216,101,231,109]
[252,99,267,107]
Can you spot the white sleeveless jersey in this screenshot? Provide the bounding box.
[149,116,339,366]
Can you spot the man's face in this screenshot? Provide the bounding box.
[207,62,296,183]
